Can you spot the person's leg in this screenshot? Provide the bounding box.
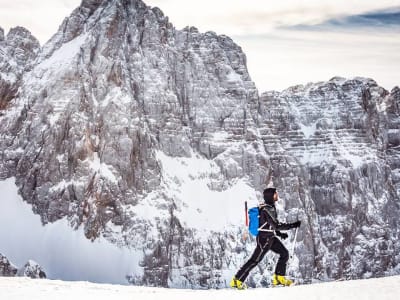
[270,237,293,286]
[270,237,289,276]
[235,236,271,282]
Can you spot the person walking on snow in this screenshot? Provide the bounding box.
[230,188,301,289]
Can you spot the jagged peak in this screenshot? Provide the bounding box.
[351,76,378,87]
[40,0,161,61]
[79,0,147,13]
[150,6,165,19]
[80,0,104,11]
[0,26,4,41]
[391,86,400,96]
[6,26,40,47]
[279,76,386,97]
[329,76,347,84]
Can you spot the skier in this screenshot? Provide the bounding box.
[230,188,301,289]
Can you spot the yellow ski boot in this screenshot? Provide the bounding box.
[230,277,247,290]
[272,274,293,286]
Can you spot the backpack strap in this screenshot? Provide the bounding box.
[258,223,275,233]
[258,206,276,233]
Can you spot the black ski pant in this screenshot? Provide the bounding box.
[235,235,289,282]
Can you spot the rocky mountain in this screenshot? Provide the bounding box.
[0,0,399,288]
[0,254,46,279]
[16,260,47,279]
[0,254,18,277]
[259,79,400,281]
[0,26,40,111]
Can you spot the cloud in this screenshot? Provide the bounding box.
[1,0,399,43]
[235,27,400,92]
[0,0,398,92]
[282,6,400,32]
[145,0,400,35]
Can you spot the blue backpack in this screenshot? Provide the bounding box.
[248,207,260,236]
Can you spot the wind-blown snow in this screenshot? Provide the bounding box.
[0,275,399,300]
[0,178,142,284]
[155,151,258,234]
[299,122,317,139]
[37,34,88,72]
[88,152,119,183]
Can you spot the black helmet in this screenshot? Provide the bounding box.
[263,188,276,205]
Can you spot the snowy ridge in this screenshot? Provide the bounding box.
[1,275,399,300]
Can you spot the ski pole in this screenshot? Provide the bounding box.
[290,227,298,259]
[290,209,300,259]
[245,201,248,227]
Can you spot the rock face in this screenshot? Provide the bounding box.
[0,0,399,288]
[0,254,18,277]
[0,26,40,111]
[0,254,45,279]
[259,78,400,281]
[16,260,47,279]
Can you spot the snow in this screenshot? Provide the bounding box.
[0,71,17,84]
[37,34,88,71]
[88,152,119,183]
[101,87,132,108]
[48,179,75,192]
[299,147,334,166]
[226,69,242,83]
[0,178,142,284]
[211,131,230,143]
[155,151,258,235]
[299,122,317,139]
[0,275,399,300]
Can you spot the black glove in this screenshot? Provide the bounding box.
[276,231,288,240]
[291,220,301,228]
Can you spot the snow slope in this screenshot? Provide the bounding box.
[0,178,142,284]
[0,275,399,300]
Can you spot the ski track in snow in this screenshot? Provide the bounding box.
[0,275,399,300]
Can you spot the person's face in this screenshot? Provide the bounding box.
[273,192,278,202]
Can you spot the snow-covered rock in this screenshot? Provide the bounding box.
[17,260,46,279]
[0,26,40,111]
[0,254,18,277]
[0,254,45,279]
[259,77,400,281]
[0,0,399,288]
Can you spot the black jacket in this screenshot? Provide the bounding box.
[258,204,295,238]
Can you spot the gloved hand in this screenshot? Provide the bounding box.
[276,231,288,239]
[291,220,301,228]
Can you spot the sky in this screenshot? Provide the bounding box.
[0,0,399,92]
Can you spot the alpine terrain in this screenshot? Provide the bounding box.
[0,0,399,288]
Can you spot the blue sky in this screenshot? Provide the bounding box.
[0,0,399,91]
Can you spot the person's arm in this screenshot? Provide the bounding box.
[263,209,301,231]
